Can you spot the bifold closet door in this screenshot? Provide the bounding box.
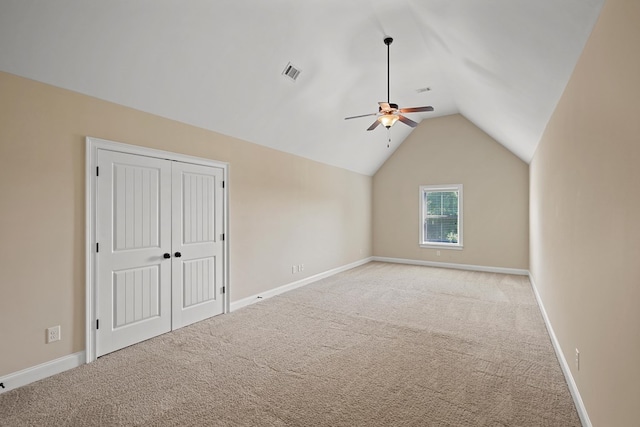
[171,162,225,329]
[96,150,172,357]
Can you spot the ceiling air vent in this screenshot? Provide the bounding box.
[282,62,301,82]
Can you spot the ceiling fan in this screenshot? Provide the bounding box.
[345,36,434,131]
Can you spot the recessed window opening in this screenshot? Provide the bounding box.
[420,184,463,250]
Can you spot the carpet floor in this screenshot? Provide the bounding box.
[0,262,580,426]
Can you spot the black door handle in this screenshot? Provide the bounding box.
[163,253,171,259]
[174,252,182,258]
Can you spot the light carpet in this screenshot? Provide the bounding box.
[0,262,580,426]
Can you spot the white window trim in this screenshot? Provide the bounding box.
[419,184,463,250]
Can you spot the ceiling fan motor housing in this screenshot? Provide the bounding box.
[379,103,399,113]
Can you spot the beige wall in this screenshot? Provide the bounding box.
[373,114,529,270]
[529,0,640,425]
[0,71,372,377]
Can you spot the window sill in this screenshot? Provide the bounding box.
[420,244,463,251]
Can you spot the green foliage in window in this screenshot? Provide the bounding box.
[424,191,459,244]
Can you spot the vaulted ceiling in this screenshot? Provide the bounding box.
[0,0,604,175]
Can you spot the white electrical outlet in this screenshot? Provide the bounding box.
[47,325,61,343]
[575,348,580,371]
[436,250,441,256]
[300,264,304,272]
[292,265,296,274]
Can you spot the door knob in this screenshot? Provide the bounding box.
[163,253,171,259]
[174,252,182,258]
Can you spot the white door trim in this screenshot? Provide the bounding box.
[86,137,229,363]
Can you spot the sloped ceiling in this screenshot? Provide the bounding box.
[0,0,604,175]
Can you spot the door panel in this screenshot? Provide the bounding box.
[183,257,215,307]
[182,171,216,244]
[112,163,160,250]
[113,266,160,327]
[172,162,224,329]
[96,150,172,357]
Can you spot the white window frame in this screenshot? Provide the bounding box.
[419,184,463,250]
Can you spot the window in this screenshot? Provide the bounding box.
[420,184,463,249]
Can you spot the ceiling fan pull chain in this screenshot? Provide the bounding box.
[387,128,391,148]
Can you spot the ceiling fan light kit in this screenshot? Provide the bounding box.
[379,114,399,128]
[345,36,434,131]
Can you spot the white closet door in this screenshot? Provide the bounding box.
[171,162,225,329]
[96,150,172,357]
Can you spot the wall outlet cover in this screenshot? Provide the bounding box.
[47,325,61,343]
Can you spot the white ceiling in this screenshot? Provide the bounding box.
[0,0,604,175]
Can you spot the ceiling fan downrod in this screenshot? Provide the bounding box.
[384,36,393,103]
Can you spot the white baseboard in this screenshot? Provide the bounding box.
[230,257,373,311]
[0,262,590,427]
[0,351,85,394]
[0,258,371,392]
[372,256,529,276]
[528,274,591,427]
[377,258,590,424]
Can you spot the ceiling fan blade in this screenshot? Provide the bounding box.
[378,102,391,111]
[399,106,434,113]
[344,112,378,120]
[367,119,381,131]
[398,115,418,128]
